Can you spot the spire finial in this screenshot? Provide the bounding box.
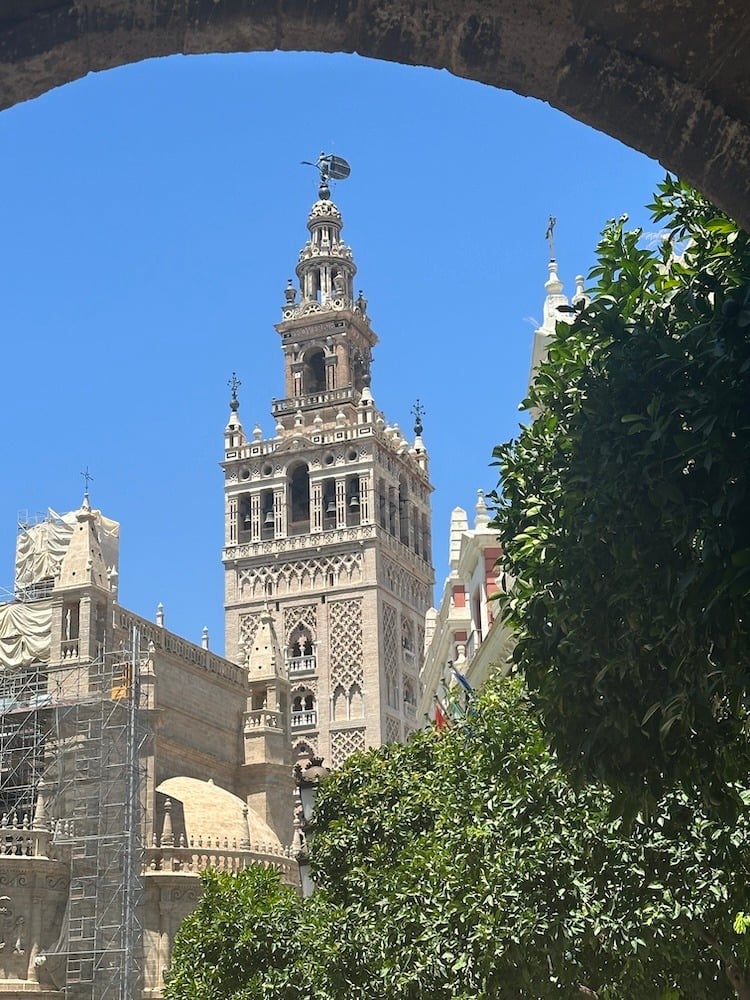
[411,399,425,437]
[545,216,557,261]
[228,372,241,412]
[544,215,557,260]
[81,467,93,506]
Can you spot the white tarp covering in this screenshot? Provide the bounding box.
[0,600,52,669]
[14,509,120,590]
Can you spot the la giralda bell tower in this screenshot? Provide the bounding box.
[222,162,434,769]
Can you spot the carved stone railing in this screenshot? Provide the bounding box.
[287,655,316,676]
[144,843,296,882]
[225,522,375,562]
[244,709,282,730]
[271,387,355,417]
[291,710,317,729]
[116,610,245,688]
[0,820,53,859]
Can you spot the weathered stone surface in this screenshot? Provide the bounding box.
[0,1,748,225]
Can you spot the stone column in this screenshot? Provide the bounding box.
[335,478,347,529]
[227,496,237,546]
[358,473,370,524]
[250,493,261,543]
[311,481,323,533]
[273,488,285,539]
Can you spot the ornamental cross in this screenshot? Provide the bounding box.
[81,467,94,496]
[545,215,557,260]
[228,372,241,402]
[411,399,425,436]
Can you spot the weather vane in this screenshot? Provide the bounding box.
[81,467,94,498]
[228,372,241,402]
[412,399,425,436]
[301,152,351,192]
[545,215,557,260]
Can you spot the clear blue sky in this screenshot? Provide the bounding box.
[0,51,664,654]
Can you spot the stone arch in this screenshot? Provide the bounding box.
[349,682,363,719]
[293,739,316,761]
[0,6,749,227]
[331,684,347,722]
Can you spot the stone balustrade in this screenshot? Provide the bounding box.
[0,812,53,859]
[291,710,317,729]
[287,655,316,676]
[144,841,296,882]
[244,709,281,729]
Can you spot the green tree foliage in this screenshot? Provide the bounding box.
[166,679,750,999]
[491,178,750,809]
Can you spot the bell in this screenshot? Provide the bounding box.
[325,498,336,515]
[349,495,360,509]
[264,510,274,526]
[243,512,251,528]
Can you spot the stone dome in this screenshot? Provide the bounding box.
[156,776,281,850]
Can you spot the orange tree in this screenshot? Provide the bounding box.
[165,679,750,999]
[491,178,750,813]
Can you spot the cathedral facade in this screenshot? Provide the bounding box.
[0,173,434,999]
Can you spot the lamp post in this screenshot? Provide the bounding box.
[293,755,331,898]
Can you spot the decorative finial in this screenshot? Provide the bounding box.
[301,152,351,200]
[545,216,557,261]
[81,467,94,500]
[412,399,425,437]
[228,373,241,412]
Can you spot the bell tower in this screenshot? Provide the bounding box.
[223,161,434,769]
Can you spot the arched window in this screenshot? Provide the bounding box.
[288,463,310,533]
[291,687,317,729]
[378,478,387,529]
[401,617,415,664]
[303,349,326,394]
[349,683,363,719]
[331,684,346,722]
[260,489,274,538]
[403,680,416,717]
[287,626,315,676]
[346,474,361,527]
[386,673,399,710]
[398,476,409,545]
[322,478,337,525]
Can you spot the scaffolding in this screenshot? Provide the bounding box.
[0,631,149,1000]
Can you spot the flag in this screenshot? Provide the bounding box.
[451,667,473,697]
[433,695,449,732]
[440,680,465,721]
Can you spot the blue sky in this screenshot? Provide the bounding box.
[0,51,664,654]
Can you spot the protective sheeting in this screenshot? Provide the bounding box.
[15,509,119,590]
[0,600,52,669]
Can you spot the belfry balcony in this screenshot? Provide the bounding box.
[271,387,355,418]
[291,710,317,729]
[287,654,316,677]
